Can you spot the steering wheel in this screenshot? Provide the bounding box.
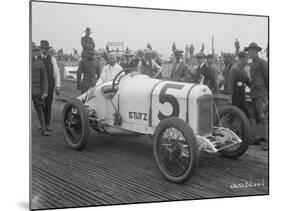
[112,68,134,92]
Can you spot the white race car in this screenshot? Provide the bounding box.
[62,69,251,183]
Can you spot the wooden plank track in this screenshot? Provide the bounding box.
[31,100,269,210]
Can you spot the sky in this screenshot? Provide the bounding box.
[31,2,268,58]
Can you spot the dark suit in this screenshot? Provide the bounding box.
[169,60,192,82]
[227,63,250,117]
[77,57,101,94]
[195,63,216,91]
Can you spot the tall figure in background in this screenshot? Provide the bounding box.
[81,27,95,57]
[245,42,269,150]
[38,40,61,132]
[234,38,240,55]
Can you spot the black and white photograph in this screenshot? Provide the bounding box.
[30,1,269,210]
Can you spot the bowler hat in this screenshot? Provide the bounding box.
[174,49,184,55]
[40,40,50,49]
[244,42,262,52]
[196,52,205,59]
[85,27,92,33]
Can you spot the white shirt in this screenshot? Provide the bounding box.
[96,63,123,86]
[41,54,61,88]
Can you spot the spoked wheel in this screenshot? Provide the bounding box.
[214,105,251,159]
[153,117,199,184]
[62,98,89,150]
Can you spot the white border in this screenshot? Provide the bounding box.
[1,0,279,211]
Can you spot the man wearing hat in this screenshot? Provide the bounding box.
[77,49,101,94]
[96,52,123,86]
[245,42,269,150]
[31,42,49,136]
[81,27,95,57]
[226,51,250,117]
[120,49,138,74]
[151,50,162,67]
[169,49,192,82]
[194,52,216,92]
[38,40,61,132]
[137,48,162,79]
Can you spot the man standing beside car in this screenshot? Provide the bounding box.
[77,49,101,94]
[38,40,60,132]
[96,52,123,86]
[169,49,193,82]
[31,42,49,136]
[245,42,269,151]
[226,51,250,117]
[194,52,216,92]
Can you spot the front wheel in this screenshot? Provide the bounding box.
[153,117,199,184]
[214,105,251,159]
[62,98,89,150]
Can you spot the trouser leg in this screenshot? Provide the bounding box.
[44,87,54,126]
[33,98,46,131]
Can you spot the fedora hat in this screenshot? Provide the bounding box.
[40,40,50,49]
[244,42,262,52]
[85,27,92,33]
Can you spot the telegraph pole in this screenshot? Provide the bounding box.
[212,36,215,55]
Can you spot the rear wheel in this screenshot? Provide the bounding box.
[153,117,199,184]
[214,105,251,159]
[62,98,89,150]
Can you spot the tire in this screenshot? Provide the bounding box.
[153,117,199,184]
[62,98,89,150]
[214,105,251,159]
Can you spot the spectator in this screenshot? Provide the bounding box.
[169,49,192,82]
[206,54,218,92]
[245,42,269,150]
[151,50,162,66]
[38,40,60,132]
[77,49,101,94]
[120,49,138,74]
[226,51,250,117]
[96,53,123,86]
[81,27,95,57]
[31,42,49,136]
[222,53,234,92]
[194,52,216,92]
[137,48,162,78]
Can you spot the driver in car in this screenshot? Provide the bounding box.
[137,48,162,79]
[96,52,124,86]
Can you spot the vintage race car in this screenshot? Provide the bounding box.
[62,69,251,183]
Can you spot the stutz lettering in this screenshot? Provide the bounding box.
[128,112,148,121]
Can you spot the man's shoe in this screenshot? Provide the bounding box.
[46,125,52,131]
[41,130,50,136]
